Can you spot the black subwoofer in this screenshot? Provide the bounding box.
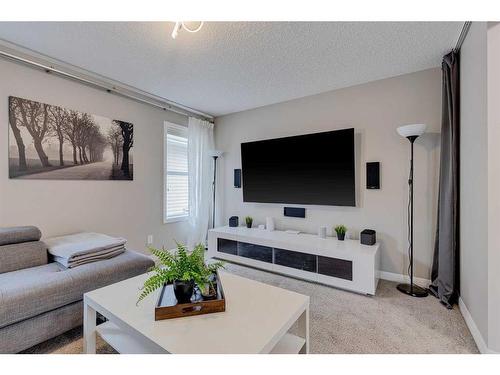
[229,216,239,227]
[360,229,376,246]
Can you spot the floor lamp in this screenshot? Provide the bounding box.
[396,124,428,298]
[209,150,224,229]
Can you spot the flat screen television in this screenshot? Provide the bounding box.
[241,128,355,206]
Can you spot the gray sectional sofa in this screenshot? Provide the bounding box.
[0,226,154,353]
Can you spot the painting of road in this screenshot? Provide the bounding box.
[8,96,133,180]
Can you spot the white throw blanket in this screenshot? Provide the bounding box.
[45,232,126,268]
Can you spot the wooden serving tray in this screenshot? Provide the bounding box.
[155,274,226,321]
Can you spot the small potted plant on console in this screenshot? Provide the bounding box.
[334,225,347,241]
[137,242,224,305]
[245,216,253,228]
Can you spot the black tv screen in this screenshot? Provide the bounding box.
[241,128,355,206]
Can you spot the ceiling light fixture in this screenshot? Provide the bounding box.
[171,22,204,39]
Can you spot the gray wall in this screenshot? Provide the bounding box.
[460,22,489,346]
[0,58,189,252]
[215,68,441,278]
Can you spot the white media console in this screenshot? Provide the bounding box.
[208,226,380,295]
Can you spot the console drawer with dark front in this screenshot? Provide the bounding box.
[237,242,273,263]
[317,256,353,281]
[217,238,238,255]
[274,248,317,272]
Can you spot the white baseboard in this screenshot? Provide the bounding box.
[458,297,496,354]
[378,271,431,287]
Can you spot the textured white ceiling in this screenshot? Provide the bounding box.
[0,22,461,116]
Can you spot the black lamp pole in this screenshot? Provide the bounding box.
[397,135,428,298]
[212,155,218,229]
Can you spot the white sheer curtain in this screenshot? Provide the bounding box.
[187,117,214,248]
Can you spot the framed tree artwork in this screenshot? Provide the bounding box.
[8,96,133,180]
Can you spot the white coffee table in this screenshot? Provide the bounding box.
[83,271,310,354]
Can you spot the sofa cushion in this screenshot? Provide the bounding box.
[0,226,41,246]
[0,241,48,274]
[0,250,154,329]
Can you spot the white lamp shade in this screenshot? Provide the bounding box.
[209,149,224,157]
[397,124,427,138]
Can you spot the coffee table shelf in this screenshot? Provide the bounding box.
[270,333,306,354]
[95,322,164,354]
[96,321,306,354]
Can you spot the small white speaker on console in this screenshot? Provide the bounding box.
[318,226,327,239]
[266,217,275,231]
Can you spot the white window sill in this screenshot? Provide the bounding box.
[164,216,189,224]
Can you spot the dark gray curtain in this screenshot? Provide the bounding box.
[429,51,460,308]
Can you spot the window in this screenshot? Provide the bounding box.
[164,122,189,223]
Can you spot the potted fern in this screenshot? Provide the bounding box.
[334,225,347,241]
[137,242,224,305]
[245,216,253,228]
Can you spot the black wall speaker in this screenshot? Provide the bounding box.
[366,162,380,189]
[234,169,241,188]
[284,207,306,218]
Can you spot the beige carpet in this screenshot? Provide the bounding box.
[21,263,478,354]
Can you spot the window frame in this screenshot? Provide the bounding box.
[164,122,189,224]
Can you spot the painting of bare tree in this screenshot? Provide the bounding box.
[8,96,133,180]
